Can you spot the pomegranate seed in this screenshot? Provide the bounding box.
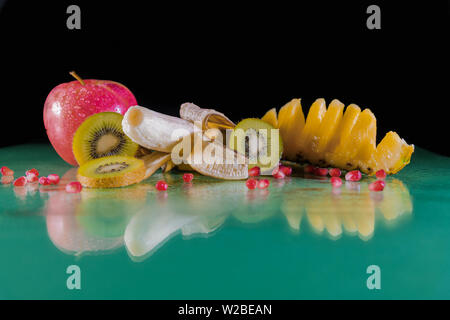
[257,179,270,189]
[248,166,261,177]
[155,180,168,191]
[369,180,386,192]
[314,167,328,176]
[304,165,315,173]
[47,174,60,185]
[39,176,51,186]
[330,177,343,187]
[13,176,27,187]
[273,170,285,179]
[66,181,82,193]
[1,176,14,184]
[345,170,362,182]
[375,169,387,180]
[26,172,38,183]
[279,165,292,176]
[245,178,257,190]
[1,166,14,176]
[329,168,341,177]
[182,173,194,183]
[26,168,39,177]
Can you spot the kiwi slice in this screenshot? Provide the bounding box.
[77,155,145,188]
[73,112,139,165]
[228,118,283,174]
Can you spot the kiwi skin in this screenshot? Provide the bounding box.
[73,112,139,165]
[77,156,145,188]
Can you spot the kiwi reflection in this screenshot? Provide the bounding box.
[45,168,148,256]
[45,168,413,261]
[281,178,413,240]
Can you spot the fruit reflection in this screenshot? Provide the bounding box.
[281,178,412,240]
[44,168,413,261]
[45,168,148,256]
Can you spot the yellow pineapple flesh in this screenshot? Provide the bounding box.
[311,99,345,164]
[277,99,305,161]
[296,98,327,162]
[261,98,414,175]
[261,108,278,129]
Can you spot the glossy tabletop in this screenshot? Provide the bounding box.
[0,144,449,299]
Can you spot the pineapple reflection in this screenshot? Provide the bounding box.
[281,178,412,240]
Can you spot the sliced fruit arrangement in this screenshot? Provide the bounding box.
[261,98,414,175]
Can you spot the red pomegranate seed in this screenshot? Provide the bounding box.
[248,166,261,177]
[375,169,387,180]
[155,180,168,191]
[1,166,14,176]
[1,176,14,184]
[279,165,292,176]
[345,170,362,182]
[304,165,315,173]
[13,176,27,187]
[182,173,194,183]
[273,170,285,179]
[369,180,386,192]
[257,179,270,189]
[26,172,38,183]
[26,168,39,177]
[314,167,328,176]
[39,176,51,186]
[66,181,82,193]
[330,177,343,187]
[329,168,341,177]
[47,174,60,185]
[245,178,257,190]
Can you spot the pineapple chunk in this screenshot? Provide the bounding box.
[311,99,344,164]
[261,108,279,129]
[297,98,327,162]
[277,99,305,161]
[375,131,414,174]
[332,109,377,170]
[325,104,361,157]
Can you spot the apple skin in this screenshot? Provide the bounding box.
[43,79,137,166]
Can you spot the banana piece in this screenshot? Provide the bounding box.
[122,106,195,153]
[180,102,235,130]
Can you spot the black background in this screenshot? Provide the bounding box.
[0,1,448,155]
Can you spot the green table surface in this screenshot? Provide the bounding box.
[0,144,449,299]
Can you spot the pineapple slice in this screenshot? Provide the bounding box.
[311,99,345,164]
[296,98,327,162]
[261,98,414,175]
[375,131,414,174]
[325,104,361,160]
[327,109,377,171]
[261,108,279,129]
[277,99,305,161]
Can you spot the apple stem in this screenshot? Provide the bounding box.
[69,71,85,85]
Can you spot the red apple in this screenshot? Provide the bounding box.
[43,72,137,166]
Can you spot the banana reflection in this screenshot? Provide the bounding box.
[281,178,413,240]
[44,167,413,261]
